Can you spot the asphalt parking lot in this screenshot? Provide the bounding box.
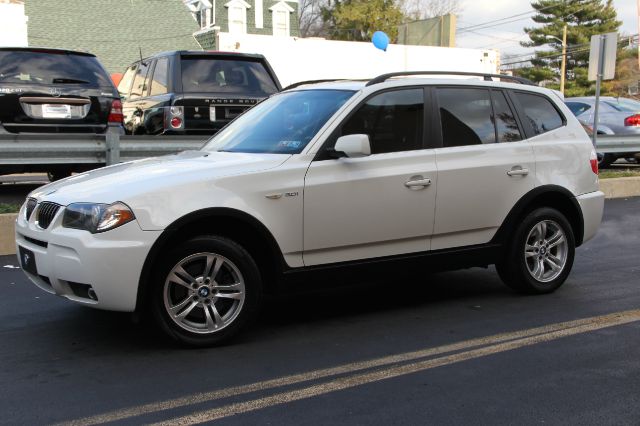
[1,195,639,425]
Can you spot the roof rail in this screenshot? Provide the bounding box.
[283,79,349,91]
[365,71,536,87]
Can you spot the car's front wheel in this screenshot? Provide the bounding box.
[151,236,262,346]
[496,207,575,294]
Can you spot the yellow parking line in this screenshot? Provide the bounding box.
[59,309,640,426]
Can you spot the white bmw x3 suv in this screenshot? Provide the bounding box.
[16,72,604,346]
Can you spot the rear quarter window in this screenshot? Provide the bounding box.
[514,92,565,137]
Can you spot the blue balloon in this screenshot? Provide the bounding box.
[372,31,390,51]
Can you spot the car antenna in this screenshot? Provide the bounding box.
[139,47,146,66]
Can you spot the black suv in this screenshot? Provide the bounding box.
[117,51,281,135]
[0,47,123,179]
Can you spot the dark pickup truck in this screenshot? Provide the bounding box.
[118,51,282,135]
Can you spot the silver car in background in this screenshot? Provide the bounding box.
[565,96,640,167]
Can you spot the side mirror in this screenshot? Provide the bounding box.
[332,134,371,158]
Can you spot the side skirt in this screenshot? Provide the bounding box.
[278,243,503,293]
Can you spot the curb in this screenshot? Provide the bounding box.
[2,177,640,257]
[0,213,17,256]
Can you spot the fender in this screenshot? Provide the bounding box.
[492,185,585,247]
[136,207,286,311]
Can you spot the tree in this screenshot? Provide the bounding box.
[401,0,461,20]
[299,0,330,37]
[321,0,405,42]
[516,0,622,95]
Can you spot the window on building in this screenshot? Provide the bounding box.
[270,1,294,37]
[226,0,249,34]
[340,89,424,154]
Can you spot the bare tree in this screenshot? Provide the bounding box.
[401,0,461,20]
[298,0,329,37]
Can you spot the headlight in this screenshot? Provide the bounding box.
[62,202,135,233]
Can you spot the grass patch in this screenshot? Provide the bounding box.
[599,169,640,179]
[0,203,21,214]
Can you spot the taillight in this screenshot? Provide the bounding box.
[165,105,184,130]
[590,150,599,175]
[170,117,183,128]
[108,99,123,124]
[624,114,640,126]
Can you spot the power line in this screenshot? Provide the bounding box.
[457,4,558,34]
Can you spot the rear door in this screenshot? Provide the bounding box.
[0,49,116,134]
[431,86,535,250]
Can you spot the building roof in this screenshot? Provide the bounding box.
[25,0,202,74]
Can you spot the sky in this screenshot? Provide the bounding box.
[455,0,638,57]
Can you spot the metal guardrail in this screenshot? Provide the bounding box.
[593,135,640,154]
[0,133,638,168]
[0,133,208,166]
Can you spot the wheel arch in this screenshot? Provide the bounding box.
[136,207,286,312]
[492,185,585,248]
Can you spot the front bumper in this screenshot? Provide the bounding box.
[15,204,162,312]
[576,190,605,245]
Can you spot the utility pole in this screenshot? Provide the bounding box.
[560,24,567,94]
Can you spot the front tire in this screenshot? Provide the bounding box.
[151,236,262,346]
[496,208,575,294]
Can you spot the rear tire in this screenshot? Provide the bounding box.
[496,207,575,294]
[150,235,262,347]
[597,152,615,169]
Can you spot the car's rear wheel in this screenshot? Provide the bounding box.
[151,235,262,346]
[597,152,615,168]
[496,207,575,294]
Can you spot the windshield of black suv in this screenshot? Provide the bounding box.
[181,56,279,96]
[202,89,356,154]
[0,50,112,87]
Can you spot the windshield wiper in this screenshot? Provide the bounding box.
[52,78,90,84]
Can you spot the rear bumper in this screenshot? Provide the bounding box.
[576,190,605,244]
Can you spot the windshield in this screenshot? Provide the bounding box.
[0,50,112,87]
[202,89,356,154]
[181,57,279,96]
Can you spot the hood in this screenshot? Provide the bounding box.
[30,150,291,206]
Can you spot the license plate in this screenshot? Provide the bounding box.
[18,246,37,275]
[209,106,217,122]
[42,104,72,119]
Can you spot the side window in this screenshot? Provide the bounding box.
[129,61,151,99]
[437,88,495,147]
[514,92,564,136]
[492,91,522,142]
[117,64,137,99]
[341,89,424,154]
[149,57,169,96]
[565,102,591,116]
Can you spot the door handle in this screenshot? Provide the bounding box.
[405,177,432,189]
[507,167,529,177]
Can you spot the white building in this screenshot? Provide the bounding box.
[0,0,28,47]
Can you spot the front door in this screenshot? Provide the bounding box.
[303,88,437,266]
